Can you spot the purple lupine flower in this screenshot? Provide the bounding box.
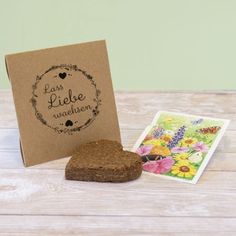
[152,127,164,138]
[167,126,186,149]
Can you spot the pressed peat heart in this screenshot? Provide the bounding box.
[65,140,142,182]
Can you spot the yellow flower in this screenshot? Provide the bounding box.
[143,139,165,146]
[161,134,172,143]
[150,146,171,156]
[180,137,198,147]
[174,153,189,161]
[171,161,196,178]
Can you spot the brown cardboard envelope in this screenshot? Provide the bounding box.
[5,40,121,166]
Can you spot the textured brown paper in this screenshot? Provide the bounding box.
[5,40,121,166]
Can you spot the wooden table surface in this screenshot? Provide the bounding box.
[0,90,236,235]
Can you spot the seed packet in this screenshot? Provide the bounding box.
[5,40,121,166]
[132,111,230,184]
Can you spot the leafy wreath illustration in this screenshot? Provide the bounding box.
[30,64,102,134]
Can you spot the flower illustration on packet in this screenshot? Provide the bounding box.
[132,111,230,184]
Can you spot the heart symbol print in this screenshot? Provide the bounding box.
[59,72,67,79]
[65,120,73,127]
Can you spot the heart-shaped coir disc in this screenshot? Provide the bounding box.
[65,140,142,182]
[59,72,67,79]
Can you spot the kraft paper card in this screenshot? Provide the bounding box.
[5,40,121,166]
[132,111,229,184]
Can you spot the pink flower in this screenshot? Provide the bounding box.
[192,142,208,153]
[143,156,174,174]
[171,146,189,153]
[136,145,153,156]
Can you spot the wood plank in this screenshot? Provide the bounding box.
[115,92,236,130]
[0,128,234,171]
[1,90,236,129]
[0,169,236,217]
[0,150,235,172]
[0,215,236,236]
[0,128,234,153]
[119,112,236,130]
[0,129,19,150]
